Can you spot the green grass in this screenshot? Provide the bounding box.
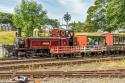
[0,31,16,44]
[0,31,49,45]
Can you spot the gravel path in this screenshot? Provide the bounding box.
[31,78,125,83]
[1,77,125,83]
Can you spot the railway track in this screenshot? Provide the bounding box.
[0,55,124,65]
[0,56,125,71]
[1,69,125,80]
[0,56,124,65]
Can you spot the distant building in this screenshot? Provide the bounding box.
[0,23,15,31]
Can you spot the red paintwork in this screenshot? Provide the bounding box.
[76,35,87,47]
[25,38,28,48]
[27,38,71,49]
[51,28,61,37]
[103,33,113,46]
[25,37,61,49]
[61,38,68,46]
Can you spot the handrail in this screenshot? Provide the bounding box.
[50,46,80,54]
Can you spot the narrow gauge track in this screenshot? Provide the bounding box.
[1,69,125,80]
[0,57,93,65]
[0,56,125,71]
[0,56,125,65]
[0,55,124,65]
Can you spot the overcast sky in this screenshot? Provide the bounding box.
[0,0,95,22]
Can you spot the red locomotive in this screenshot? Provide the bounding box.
[12,28,125,58]
[14,28,79,58]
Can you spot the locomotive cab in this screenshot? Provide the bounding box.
[66,31,74,46]
[51,28,74,37]
[51,28,75,46]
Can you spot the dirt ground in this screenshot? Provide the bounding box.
[1,59,125,83]
[1,77,125,83]
[30,78,125,83]
[8,59,125,83]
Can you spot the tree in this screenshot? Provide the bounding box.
[45,19,59,27]
[105,0,125,32]
[0,12,13,24]
[83,21,98,32]
[85,0,107,32]
[85,5,98,32]
[13,0,47,36]
[86,0,125,32]
[69,21,85,32]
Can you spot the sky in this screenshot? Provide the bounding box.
[0,0,95,22]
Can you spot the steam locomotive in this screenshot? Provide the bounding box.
[10,28,125,58]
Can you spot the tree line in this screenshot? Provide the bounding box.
[70,0,125,32]
[0,12,13,25]
[1,0,125,33]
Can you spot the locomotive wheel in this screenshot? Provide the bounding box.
[81,52,85,57]
[67,54,75,58]
[60,54,64,58]
[16,51,27,59]
[55,54,62,59]
[51,54,54,58]
[70,53,76,58]
[52,54,60,59]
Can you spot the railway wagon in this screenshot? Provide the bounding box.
[76,33,125,56]
[103,33,125,55]
[76,33,106,56]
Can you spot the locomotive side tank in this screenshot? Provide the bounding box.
[25,37,61,49]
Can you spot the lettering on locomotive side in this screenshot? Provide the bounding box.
[42,42,50,45]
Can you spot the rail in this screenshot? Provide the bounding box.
[0,56,124,71]
[1,69,125,80]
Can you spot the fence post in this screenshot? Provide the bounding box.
[1,45,4,57]
[0,45,1,57]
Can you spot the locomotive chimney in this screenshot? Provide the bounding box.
[16,28,22,37]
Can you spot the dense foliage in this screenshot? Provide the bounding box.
[1,0,124,33]
[45,19,59,27]
[69,21,85,32]
[13,0,47,36]
[0,12,13,25]
[12,0,60,36]
[86,0,125,32]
